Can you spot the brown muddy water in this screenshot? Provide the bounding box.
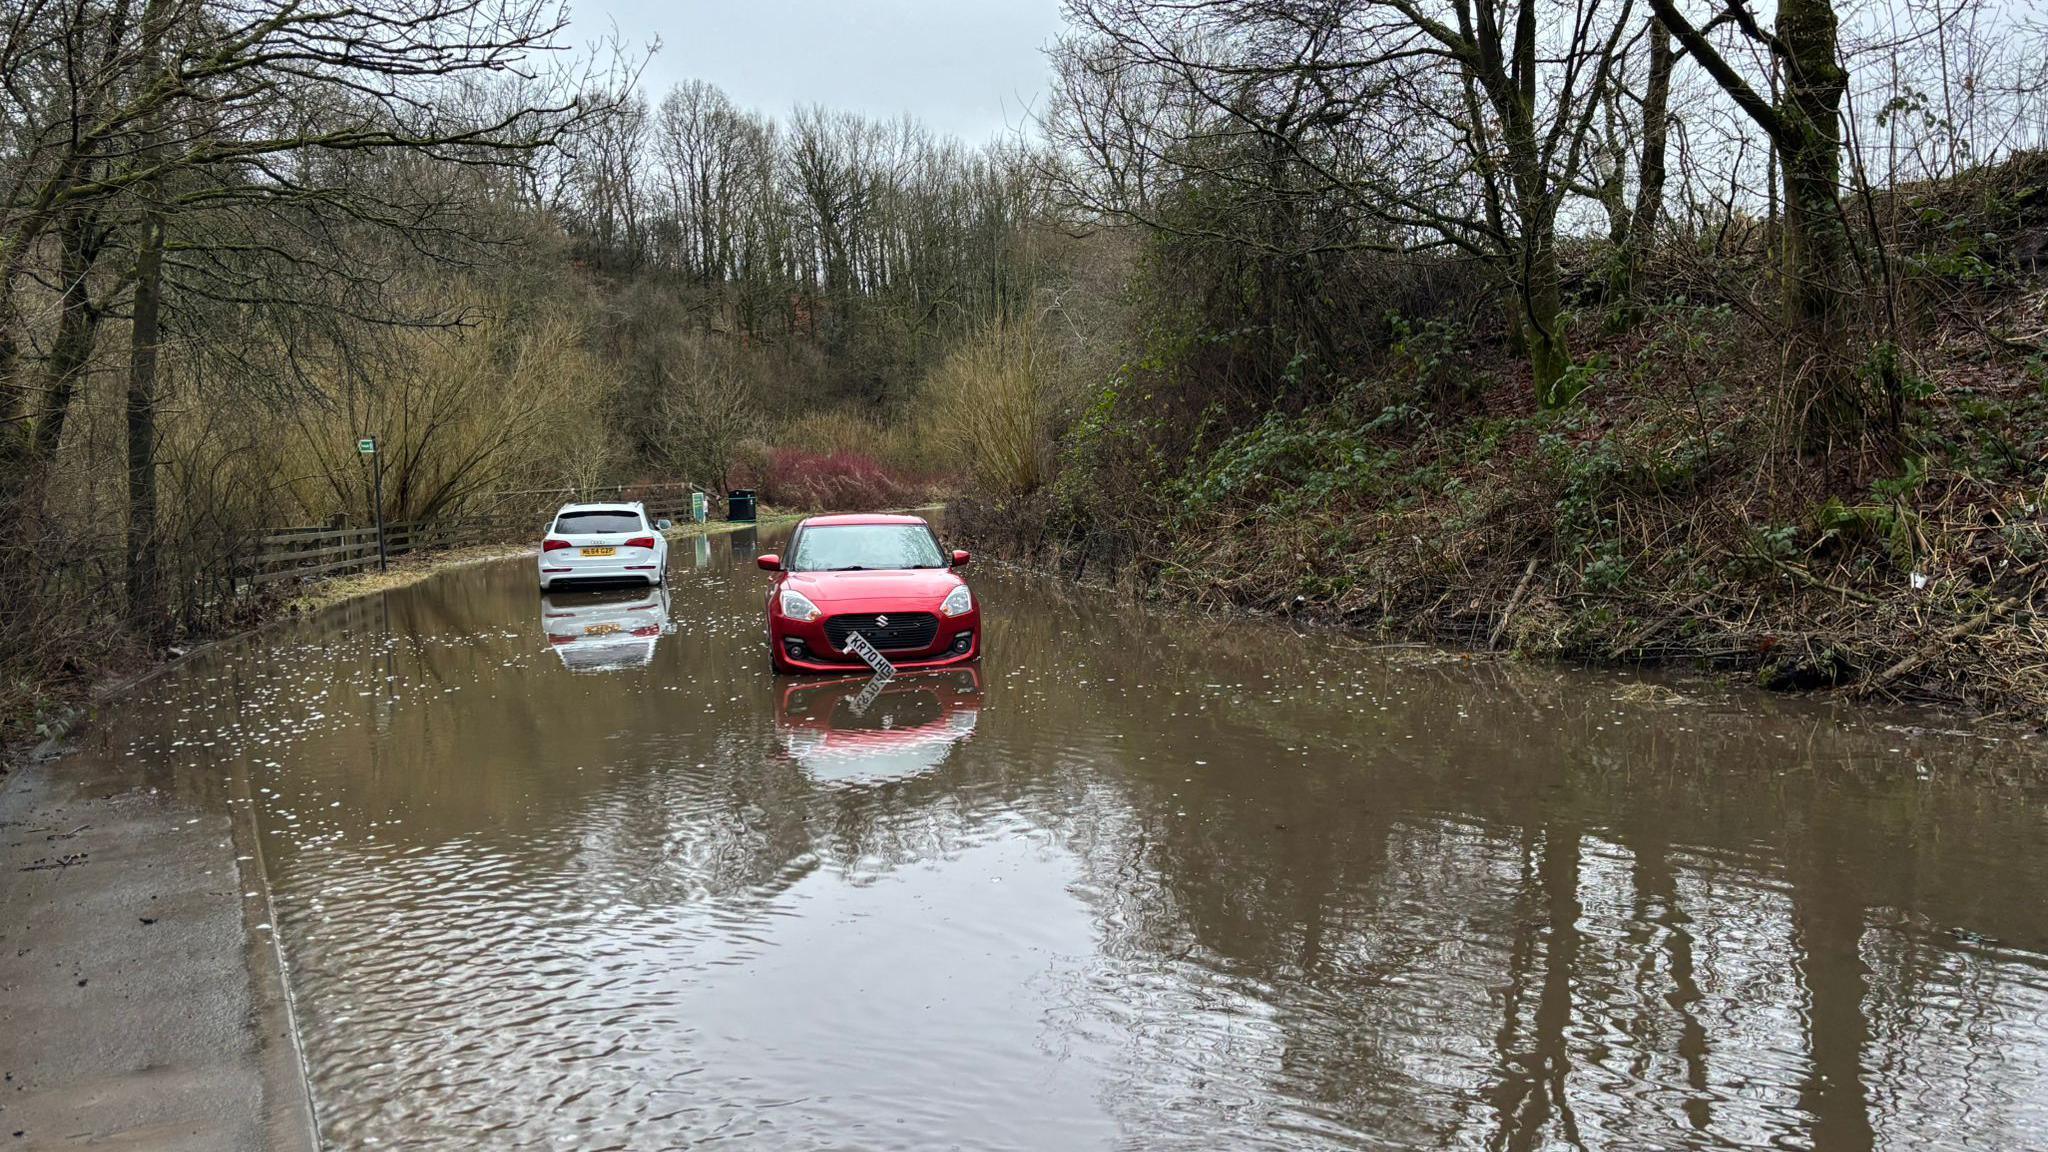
[62,526,2048,1150]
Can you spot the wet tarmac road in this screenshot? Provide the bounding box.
[70,527,2048,1149]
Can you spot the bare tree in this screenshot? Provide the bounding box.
[1587,13,1675,315]
[0,0,592,626]
[652,81,771,284]
[653,347,757,495]
[1648,0,1879,443]
[570,84,650,270]
[1049,0,1640,405]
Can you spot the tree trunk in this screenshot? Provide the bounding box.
[31,209,103,467]
[127,0,173,632]
[1490,0,1574,408]
[1524,245,1572,407]
[0,206,101,574]
[1650,0,1868,444]
[1616,17,1674,319]
[1775,0,1861,438]
[1516,194,1572,406]
[127,211,166,630]
[0,292,27,507]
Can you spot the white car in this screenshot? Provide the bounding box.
[541,585,673,671]
[537,502,671,590]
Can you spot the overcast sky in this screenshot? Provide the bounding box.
[572,0,1067,144]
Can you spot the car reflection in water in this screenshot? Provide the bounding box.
[775,668,981,784]
[539,584,674,672]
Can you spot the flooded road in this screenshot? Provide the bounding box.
[72,527,2048,1149]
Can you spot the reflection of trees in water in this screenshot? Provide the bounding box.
[1793,841,1878,1152]
[977,580,2048,1148]
[192,549,2048,1149]
[1482,825,1585,1151]
[1861,915,2048,1138]
[1627,830,1713,1136]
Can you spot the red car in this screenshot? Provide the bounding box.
[758,513,982,674]
[775,668,982,781]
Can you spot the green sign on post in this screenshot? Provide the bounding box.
[357,436,386,571]
[691,490,707,524]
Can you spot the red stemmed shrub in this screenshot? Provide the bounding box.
[750,448,934,511]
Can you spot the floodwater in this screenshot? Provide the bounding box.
[76,526,2048,1150]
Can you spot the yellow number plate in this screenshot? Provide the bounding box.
[584,622,622,636]
[581,546,616,558]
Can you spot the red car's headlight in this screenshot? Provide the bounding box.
[779,588,822,622]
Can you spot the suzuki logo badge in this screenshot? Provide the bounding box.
[875,615,889,627]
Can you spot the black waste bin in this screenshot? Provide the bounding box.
[726,489,757,523]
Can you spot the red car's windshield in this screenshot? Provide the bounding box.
[790,525,945,572]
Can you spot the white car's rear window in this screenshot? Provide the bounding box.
[554,511,644,534]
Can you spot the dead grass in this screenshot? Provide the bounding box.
[287,512,816,616]
[283,544,533,615]
[958,296,2048,720]
[920,314,1063,497]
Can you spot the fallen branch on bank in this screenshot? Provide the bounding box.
[1859,596,2017,698]
[1490,560,1541,649]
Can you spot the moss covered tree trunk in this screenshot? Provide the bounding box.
[1652,0,1878,447]
[1774,0,1859,436]
[1522,232,1573,406]
[1501,0,1572,409]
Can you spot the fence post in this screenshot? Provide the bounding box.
[371,464,388,572]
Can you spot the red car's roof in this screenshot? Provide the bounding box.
[799,513,930,527]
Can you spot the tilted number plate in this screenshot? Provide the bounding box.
[846,672,891,717]
[842,631,896,679]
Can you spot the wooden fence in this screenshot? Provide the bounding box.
[245,496,726,588]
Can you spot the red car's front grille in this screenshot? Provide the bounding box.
[823,612,939,652]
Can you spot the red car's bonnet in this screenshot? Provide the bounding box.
[783,567,964,607]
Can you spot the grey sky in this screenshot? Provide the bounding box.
[574,0,1067,144]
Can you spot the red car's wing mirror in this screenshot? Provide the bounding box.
[757,553,782,572]
[951,549,972,568]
